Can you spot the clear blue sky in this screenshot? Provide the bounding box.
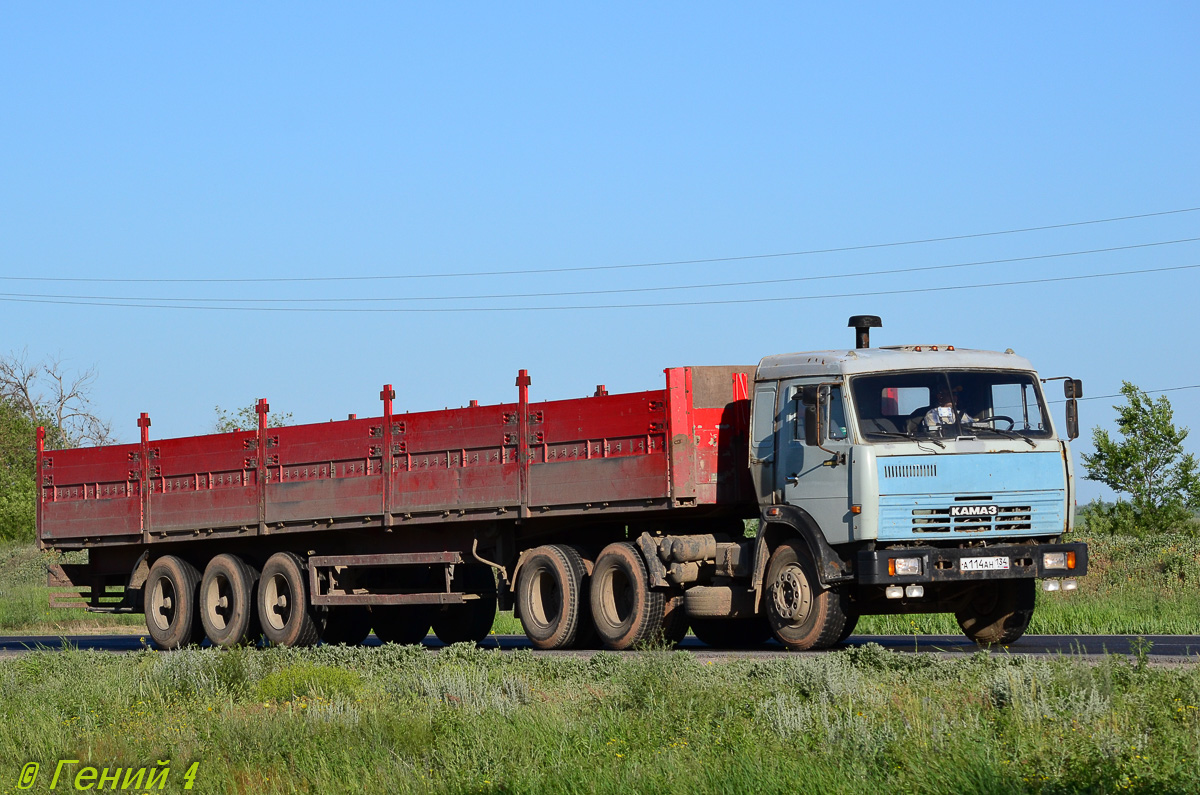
[2,4,1198,504]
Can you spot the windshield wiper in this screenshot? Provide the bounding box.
[865,429,947,449]
[971,425,1037,447]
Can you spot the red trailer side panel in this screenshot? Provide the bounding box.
[37,366,756,548]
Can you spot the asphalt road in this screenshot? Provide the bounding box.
[2,633,1198,662]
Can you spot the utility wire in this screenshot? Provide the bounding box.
[1,262,1197,313]
[2,237,1195,305]
[1048,384,1200,404]
[2,206,1198,284]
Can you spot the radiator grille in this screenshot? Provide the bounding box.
[911,506,1033,533]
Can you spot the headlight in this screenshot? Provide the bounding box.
[891,557,922,576]
[1043,552,1068,570]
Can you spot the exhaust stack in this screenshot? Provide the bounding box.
[848,315,882,349]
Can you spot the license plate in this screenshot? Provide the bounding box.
[961,556,1010,572]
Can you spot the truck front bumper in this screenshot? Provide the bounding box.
[856,542,1088,585]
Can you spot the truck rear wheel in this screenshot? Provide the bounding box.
[257,552,324,647]
[321,606,374,646]
[431,564,497,645]
[373,606,433,645]
[199,554,260,648]
[589,542,665,650]
[956,579,1035,645]
[763,539,850,651]
[690,616,772,649]
[516,545,591,650]
[144,555,204,650]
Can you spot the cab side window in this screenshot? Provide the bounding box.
[827,386,848,440]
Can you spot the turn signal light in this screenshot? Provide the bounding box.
[1066,551,1076,569]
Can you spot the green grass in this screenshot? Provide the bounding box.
[2,643,1198,793]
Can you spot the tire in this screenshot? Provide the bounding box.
[373,605,433,645]
[589,542,665,650]
[199,554,261,648]
[257,552,324,647]
[659,594,690,646]
[763,539,850,651]
[690,616,773,649]
[836,612,860,644]
[431,564,497,645]
[144,555,204,650]
[955,579,1035,645]
[321,606,374,646]
[516,545,590,650]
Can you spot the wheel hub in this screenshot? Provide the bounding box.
[771,565,811,623]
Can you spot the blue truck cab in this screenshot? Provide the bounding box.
[748,316,1087,648]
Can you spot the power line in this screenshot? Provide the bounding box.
[1078,384,1200,402]
[1048,384,1200,405]
[1,262,1197,314]
[3,205,1198,285]
[3,237,1196,305]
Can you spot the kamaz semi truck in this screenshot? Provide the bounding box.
[37,316,1087,651]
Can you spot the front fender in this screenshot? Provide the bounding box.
[751,505,855,605]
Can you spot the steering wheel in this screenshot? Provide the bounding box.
[977,414,1015,431]
[906,407,933,434]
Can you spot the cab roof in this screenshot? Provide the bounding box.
[755,346,1036,381]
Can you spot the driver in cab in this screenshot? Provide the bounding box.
[923,388,975,434]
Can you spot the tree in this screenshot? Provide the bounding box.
[0,399,37,541]
[213,403,293,433]
[0,351,113,542]
[0,349,114,448]
[1082,381,1200,536]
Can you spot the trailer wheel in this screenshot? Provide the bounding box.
[515,545,592,650]
[955,579,1035,646]
[431,564,497,645]
[589,542,665,650]
[199,554,261,648]
[689,616,772,649]
[372,606,433,645]
[321,606,374,646]
[144,556,204,650]
[257,552,324,647]
[763,539,850,651]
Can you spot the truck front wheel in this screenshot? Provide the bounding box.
[144,555,205,650]
[955,579,1035,646]
[257,552,324,647]
[589,542,665,650]
[763,540,850,651]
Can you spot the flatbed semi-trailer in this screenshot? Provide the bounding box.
[38,317,1088,651]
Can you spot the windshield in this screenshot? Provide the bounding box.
[849,370,1053,442]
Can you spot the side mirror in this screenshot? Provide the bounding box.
[1065,398,1080,440]
[1063,379,1083,399]
[802,385,828,446]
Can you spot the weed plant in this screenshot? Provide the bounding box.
[2,643,1198,793]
